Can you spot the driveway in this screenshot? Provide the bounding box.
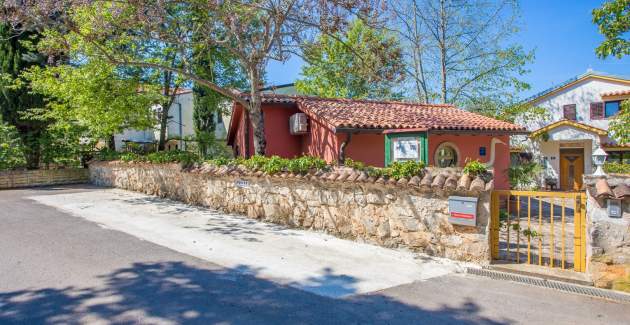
[1,185,628,324]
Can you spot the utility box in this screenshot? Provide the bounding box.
[608,199,622,218]
[448,196,478,226]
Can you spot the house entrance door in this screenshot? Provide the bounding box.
[559,149,584,191]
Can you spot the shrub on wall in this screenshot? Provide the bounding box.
[463,159,488,177]
[604,162,630,174]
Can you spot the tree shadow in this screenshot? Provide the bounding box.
[0,261,513,324]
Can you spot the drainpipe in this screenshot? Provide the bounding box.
[338,133,353,165]
[178,102,183,150]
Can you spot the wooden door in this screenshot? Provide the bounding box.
[559,149,584,191]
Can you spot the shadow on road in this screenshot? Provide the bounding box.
[0,261,512,324]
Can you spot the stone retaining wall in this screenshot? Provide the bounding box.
[0,168,89,189]
[584,175,630,291]
[89,161,492,263]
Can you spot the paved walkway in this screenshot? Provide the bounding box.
[1,185,628,324]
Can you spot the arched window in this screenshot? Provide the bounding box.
[435,142,459,167]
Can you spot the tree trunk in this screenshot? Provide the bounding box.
[248,67,266,156]
[412,1,430,104]
[107,135,115,150]
[158,71,175,151]
[439,0,448,104]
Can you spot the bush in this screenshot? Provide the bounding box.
[604,162,630,174]
[508,162,543,190]
[387,160,425,180]
[95,148,121,161]
[0,121,26,170]
[463,159,488,177]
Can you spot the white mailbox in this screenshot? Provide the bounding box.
[448,196,478,226]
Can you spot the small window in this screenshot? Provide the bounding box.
[605,101,620,118]
[590,102,604,120]
[435,142,459,167]
[392,137,420,162]
[562,104,576,120]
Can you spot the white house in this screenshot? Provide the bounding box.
[518,70,630,191]
[114,89,227,151]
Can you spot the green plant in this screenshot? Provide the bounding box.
[261,156,289,175]
[95,148,121,161]
[387,160,425,180]
[508,162,543,190]
[344,158,366,171]
[243,155,269,170]
[286,156,328,174]
[604,162,630,174]
[463,159,488,177]
[522,228,541,239]
[0,120,27,170]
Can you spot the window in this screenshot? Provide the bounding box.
[606,151,630,164]
[590,102,604,119]
[434,142,459,167]
[562,104,577,120]
[605,101,621,118]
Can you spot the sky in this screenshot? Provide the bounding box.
[265,0,630,99]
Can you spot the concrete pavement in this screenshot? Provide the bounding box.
[1,185,628,324]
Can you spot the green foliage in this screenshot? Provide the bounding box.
[296,19,405,99]
[609,100,630,144]
[593,0,630,59]
[345,158,424,180]
[22,60,160,140]
[604,162,630,174]
[95,149,121,161]
[387,161,425,180]
[463,159,488,177]
[145,150,200,166]
[0,119,27,170]
[260,156,289,175]
[522,228,541,239]
[0,24,48,168]
[508,162,543,190]
[286,156,328,174]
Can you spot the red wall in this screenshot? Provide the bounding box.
[301,117,339,163]
[428,134,511,189]
[342,133,385,167]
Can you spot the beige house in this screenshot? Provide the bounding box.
[518,70,630,190]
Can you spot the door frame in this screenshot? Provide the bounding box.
[559,148,585,192]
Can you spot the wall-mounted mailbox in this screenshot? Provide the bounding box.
[608,199,622,218]
[448,196,478,226]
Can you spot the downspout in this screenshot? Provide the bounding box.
[178,102,183,150]
[338,133,353,165]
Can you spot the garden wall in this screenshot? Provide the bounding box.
[89,161,494,263]
[0,168,89,189]
[584,174,630,291]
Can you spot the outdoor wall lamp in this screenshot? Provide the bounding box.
[592,147,608,176]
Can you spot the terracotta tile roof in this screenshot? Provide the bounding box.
[601,89,630,97]
[252,94,527,133]
[585,175,630,199]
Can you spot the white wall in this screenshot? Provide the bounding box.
[520,78,630,131]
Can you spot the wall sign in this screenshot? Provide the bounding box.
[235,179,249,188]
[479,146,486,156]
[393,137,420,160]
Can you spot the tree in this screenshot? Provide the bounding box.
[593,0,630,59]
[21,61,160,148]
[391,0,533,109]
[0,24,48,168]
[610,100,630,144]
[296,19,405,99]
[0,117,26,170]
[2,1,384,156]
[192,45,247,158]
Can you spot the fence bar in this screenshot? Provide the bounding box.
[527,196,531,265]
[516,195,521,263]
[561,199,566,269]
[550,200,555,268]
[507,195,511,260]
[538,196,543,266]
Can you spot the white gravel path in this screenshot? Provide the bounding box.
[31,188,465,298]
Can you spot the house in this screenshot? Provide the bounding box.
[517,70,630,191]
[226,94,527,189]
[114,89,227,151]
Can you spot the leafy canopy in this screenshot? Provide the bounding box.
[593,0,630,59]
[21,61,161,140]
[296,19,405,99]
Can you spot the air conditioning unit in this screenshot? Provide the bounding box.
[289,113,309,135]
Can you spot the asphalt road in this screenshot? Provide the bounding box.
[1,185,628,325]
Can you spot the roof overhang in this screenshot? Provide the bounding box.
[530,119,608,138]
[526,74,630,106]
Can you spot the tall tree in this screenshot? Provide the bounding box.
[593,0,630,59]
[2,1,384,156]
[296,19,405,99]
[392,0,533,109]
[192,44,247,157]
[0,24,47,168]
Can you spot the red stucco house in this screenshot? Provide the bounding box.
[227,94,528,189]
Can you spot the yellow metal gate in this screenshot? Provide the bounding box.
[490,190,587,272]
